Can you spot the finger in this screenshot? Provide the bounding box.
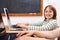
[16,31,27,37]
[25,33,32,36]
[26,31,34,37]
[16,33,20,37]
[20,31,28,36]
[16,32,21,37]
[16,24,19,27]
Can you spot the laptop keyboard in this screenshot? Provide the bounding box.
[9,25,23,31]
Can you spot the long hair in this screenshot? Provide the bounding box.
[44,5,57,21]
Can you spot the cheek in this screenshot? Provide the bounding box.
[44,13,48,16]
[50,13,54,17]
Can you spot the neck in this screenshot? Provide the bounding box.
[46,18,51,21]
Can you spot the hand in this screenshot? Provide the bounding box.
[16,31,36,37]
[16,23,28,28]
[16,31,28,37]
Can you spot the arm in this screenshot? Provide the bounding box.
[16,21,43,26]
[33,27,60,39]
[16,21,43,29]
[17,27,60,39]
[15,36,54,40]
[28,21,43,26]
[16,27,60,39]
[28,20,58,31]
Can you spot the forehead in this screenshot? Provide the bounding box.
[45,7,52,10]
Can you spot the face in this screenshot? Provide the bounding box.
[45,7,54,20]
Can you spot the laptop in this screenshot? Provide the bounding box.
[3,8,23,31]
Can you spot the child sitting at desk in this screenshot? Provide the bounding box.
[16,5,58,31]
[15,5,59,40]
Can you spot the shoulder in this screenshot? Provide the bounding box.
[47,19,57,27]
[47,19,57,25]
[50,19,57,22]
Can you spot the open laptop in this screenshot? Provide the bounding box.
[3,8,23,31]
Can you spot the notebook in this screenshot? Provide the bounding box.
[3,8,23,31]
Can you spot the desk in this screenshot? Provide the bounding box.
[5,25,21,33]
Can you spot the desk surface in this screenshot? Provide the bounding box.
[5,26,21,33]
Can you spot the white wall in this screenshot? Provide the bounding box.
[2,16,44,25]
[2,0,60,26]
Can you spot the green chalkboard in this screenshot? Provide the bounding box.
[0,0,43,16]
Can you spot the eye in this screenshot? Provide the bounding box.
[49,10,52,13]
[45,11,48,13]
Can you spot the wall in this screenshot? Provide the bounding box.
[2,16,44,25]
[2,0,60,26]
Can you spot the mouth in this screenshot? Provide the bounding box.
[46,15,51,17]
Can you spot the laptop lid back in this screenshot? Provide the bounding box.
[3,8,11,28]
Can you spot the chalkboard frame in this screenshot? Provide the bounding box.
[2,0,43,16]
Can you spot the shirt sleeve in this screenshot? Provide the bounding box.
[28,20,58,31]
[29,21,43,26]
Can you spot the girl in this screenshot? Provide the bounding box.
[16,5,58,31]
[15,5,58,40]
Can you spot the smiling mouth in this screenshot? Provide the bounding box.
[46,15,51,17]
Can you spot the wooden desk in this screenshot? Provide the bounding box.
[5,25,21,33]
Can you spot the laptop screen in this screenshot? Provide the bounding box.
[4,8,11,28]
[3,8,26,31]
[4,8,10,20]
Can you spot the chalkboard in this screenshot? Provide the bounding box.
[0,0,43,16]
